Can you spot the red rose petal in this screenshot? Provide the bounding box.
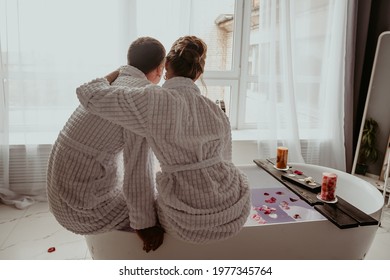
[265,197,277,203]
[47,247,56,253]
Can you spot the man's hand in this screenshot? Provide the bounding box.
[136,225,165,253]
[104,70,120,84]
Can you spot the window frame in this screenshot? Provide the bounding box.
[202,0,256,130]
[202,78,240,129]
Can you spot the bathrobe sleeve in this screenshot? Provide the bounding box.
[77,78,159,229]
[76,78,151,137]
[122,130,157,229]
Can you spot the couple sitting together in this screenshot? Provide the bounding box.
[46,35,251,252]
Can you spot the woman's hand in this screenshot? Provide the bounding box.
[104,70,120,84]
[136,225,165,252]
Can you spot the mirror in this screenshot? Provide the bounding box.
[379,135,390,181]
[352,31,390,194]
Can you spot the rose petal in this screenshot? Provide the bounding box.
[47,247,56,253]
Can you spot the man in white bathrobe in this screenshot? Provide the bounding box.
[47,37,165,252]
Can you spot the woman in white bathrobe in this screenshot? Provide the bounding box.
[47,37,165,252]
[76,36,251,244]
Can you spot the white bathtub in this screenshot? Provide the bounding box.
[85,163,384,260]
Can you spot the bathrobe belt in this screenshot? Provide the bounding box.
[160,155,223,173]
[58,131,115,164]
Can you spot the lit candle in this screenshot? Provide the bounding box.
[320,173,337,201]
[276,147,288,169]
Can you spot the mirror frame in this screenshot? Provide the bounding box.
[352,31,390,187]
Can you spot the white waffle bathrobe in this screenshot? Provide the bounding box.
[47,66,157,234]
[76,75,251,243]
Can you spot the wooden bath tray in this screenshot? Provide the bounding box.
[314,198,378,229]
[253,159,379,229]
[253,159,320,206]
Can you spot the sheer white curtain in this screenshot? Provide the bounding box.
[0,22,10,204]
[2,0,349,209]
[0,0,136,208]
[0,0,196,209]
[255,0,348,170]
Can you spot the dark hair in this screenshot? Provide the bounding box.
[166,36,207,80]
[127,37,166,74]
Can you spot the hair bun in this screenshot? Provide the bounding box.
[179,39,205,65]
[167,35,207,79]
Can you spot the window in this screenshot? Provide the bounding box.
[135,0,241,127]
[4,0,335,144]
[135,0,332,133]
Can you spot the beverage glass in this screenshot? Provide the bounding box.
[276,147,288,169]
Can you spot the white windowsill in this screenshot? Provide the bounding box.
[232,129,259,142]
